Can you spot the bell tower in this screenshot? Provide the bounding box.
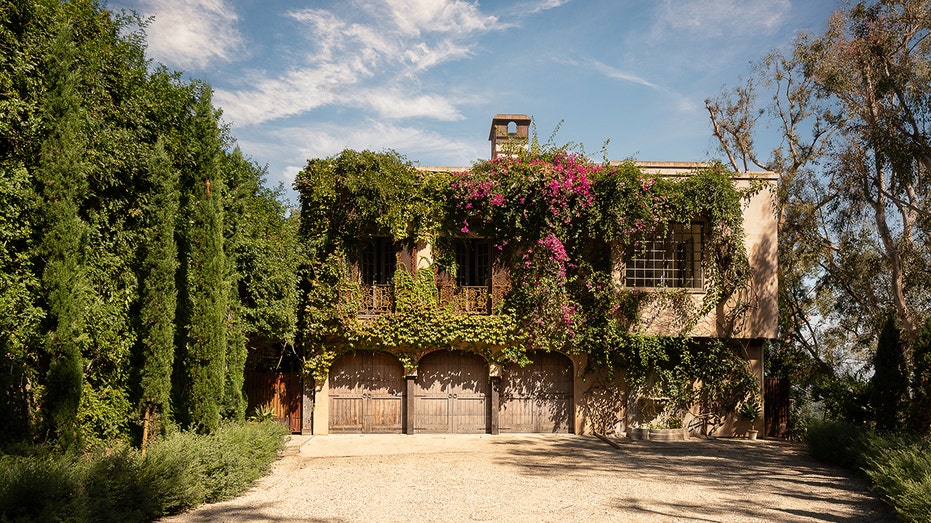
[488,114,531,159]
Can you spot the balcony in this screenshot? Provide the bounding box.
[439,285,492,315]
[358,284,394,317]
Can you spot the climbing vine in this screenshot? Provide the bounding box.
[296,146,762,418]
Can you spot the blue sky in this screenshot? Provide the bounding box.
[116,0,839,202]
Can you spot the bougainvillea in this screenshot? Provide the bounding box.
[296,146,761,415]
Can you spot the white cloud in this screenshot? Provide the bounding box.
[347,89,465,121]
[135,0,244,69]
[213,65,358,126]
[586,59,661,90]
[653,0,791,38]
[383,0,503,36]
[578,59,699,113]
[216,1,504,127]
[526,0,572,14]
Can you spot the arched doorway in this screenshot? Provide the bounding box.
[328,351,405,433]
[414,350,490,433]
[500,350,573,433]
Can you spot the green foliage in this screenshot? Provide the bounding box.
[871,313,908,431]
[805,420,931,522]
[137,139,179,432]
[0,420,286,522]
[0,0,300,447]
[296,149,445,252]
[176,85,229,434]
[738,398,761,421]
[805,419,870,470]
[583,332,759,432]
[911,317,931,436]
[305,265,521,380]
[249,403,275,422]
[0,451,84,523]
[296,146,758,426]
[709,0,931,435]
[862,435,931,523]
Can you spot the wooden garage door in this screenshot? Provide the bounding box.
[414,350,490,433]
[329,351,404,433]
[500,350,573,433]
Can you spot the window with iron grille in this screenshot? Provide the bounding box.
[624,222,705,289]
[359,237,397,284]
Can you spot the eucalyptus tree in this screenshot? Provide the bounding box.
[707,0,931,424]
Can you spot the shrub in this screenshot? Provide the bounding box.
[806,421,931,522]
[153,420,287,503]
[804,419,868,470]
[0,420,287,522]
[0,453,83,522]
[861,435,931,523]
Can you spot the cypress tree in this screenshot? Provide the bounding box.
[219,151,260,421]
[178,85,228,433]
[910,316,931,436]
[871,313,908,431]
[38,22,90,446]
[138,139,180,445]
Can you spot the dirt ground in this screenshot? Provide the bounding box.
[163,434,893,522]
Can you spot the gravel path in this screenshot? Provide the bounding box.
[164,434,892,522]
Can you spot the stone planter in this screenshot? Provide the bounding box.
[628,427,688,441]
[748,429,759,441]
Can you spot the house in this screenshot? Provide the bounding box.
[292,114,778,438]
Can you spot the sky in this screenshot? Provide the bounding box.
[115,0,840,203]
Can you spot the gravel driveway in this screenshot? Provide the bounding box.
[164,434,893,522]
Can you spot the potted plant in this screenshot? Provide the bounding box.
[738,399,761,440]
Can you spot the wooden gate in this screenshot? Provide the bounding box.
[246,372,302,433]
[500,351,573,433]
[329,351,405,433]
[414,350,490,433]
[764,377,790,439]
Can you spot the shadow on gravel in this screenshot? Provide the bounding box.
[172,502,343,523]
[491,436,894,522]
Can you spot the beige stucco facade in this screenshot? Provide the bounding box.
[303,160,777,438]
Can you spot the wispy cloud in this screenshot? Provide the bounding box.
[652,0,791,38]
[585,59,661,90]
[346,89,465,121]
[526,0,572,14]
[577,58,698,113]
[134,0,244,69]
[384,0,503,36]
[214,0,503,127]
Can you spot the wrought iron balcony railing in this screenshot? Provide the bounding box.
[439,285,492,315]
[358,284,393,316]
[343,282,504,317]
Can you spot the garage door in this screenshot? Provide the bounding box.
[329,351,405,433]
[414,350,490,433]
[500,350,573,433]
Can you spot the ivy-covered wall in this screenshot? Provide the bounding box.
[295,146,777,433]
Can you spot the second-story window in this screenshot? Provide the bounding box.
[455,239,491,287]
[625,222,704,289]
[359,237,396,284]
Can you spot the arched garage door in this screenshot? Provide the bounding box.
[329,351,405,433]
[500,350,573,433]
[414,350,490,433]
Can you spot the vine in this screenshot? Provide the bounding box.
[296,146,762,421]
